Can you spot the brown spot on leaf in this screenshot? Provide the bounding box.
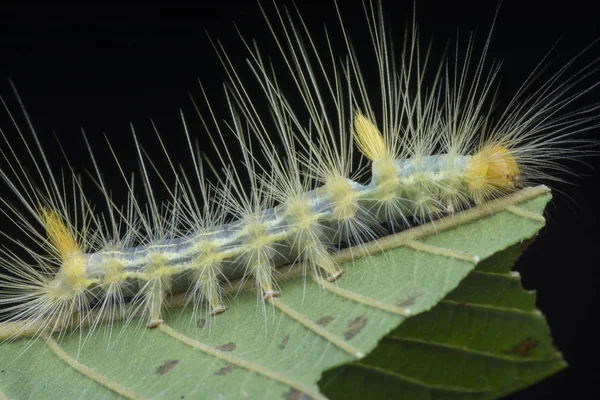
[512,337,539,356]
[344,316,368,340]
[519,237,537,255]
[316,316,334,327]
[156,360,179,375]
[217,342,236,352]
[279,335,290,350]
[215,364,236,376]
[282,388,310,400]
[197,318,206,329]
[396,293,421,307]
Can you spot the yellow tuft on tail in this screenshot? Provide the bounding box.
[465,146,521,201]
[353,112,387,161]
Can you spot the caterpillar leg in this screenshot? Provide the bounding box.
[285,199,345,282]
[190,266,228,317]
[243,219,280,300]
[327,269,344,282]
[311,247,344,282]
[143,278,169,329]
[146,319,164,329]
[210,305,228,316]
[251,260,279,300]
[142,253,173,329]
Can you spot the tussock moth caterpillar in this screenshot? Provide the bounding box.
[0,0,599,398]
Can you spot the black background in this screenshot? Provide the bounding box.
[1,1,599,398]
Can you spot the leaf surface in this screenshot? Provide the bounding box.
[320,196,565,399]
[0,187,559,400]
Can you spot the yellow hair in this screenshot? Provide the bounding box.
[41,208,90,289]
[353,112,387,161]
[465,146,521,201]
[41,208,80,256]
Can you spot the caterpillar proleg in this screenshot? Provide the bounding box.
[0,1,599,397]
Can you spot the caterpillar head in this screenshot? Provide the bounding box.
[465,146,521,202]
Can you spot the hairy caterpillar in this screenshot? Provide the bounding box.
[0,1,599,398]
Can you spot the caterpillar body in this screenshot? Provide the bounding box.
[0,0,598,360]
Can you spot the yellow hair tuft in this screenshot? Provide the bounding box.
[353,112,387,161]
[41,208,93,290]
[465,146,521,201]
[41,208,80,257]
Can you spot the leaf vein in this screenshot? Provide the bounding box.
[506,205,546,222]
[471,270,520,279]
[267,297,363,358]
[44,334,145,400]
[158,324,326,400]
[406,240,479,263]
[440,299,542,316]
[349,361,490,394]
[310,274,411,316]
[385,335,563,363]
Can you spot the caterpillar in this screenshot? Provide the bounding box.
[0,0,598,375]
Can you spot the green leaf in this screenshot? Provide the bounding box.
[0,187,561,400]
[319,213,565,399]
